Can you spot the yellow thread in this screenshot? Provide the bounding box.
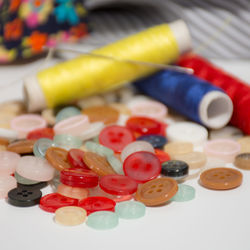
[37,24,179,108]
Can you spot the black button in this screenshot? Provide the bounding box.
[161,160,189,179]
[137,135,167,148]
[8,187,42,207]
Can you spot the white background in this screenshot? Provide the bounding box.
[0,58,250,250]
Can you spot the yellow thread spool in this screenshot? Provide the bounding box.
[24,20,191,111]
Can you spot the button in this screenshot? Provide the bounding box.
[39,193,79,213]
[17,181,48,190]
[41,109,56,126]
[78,122,104,141]
[8,187,42,207]
[10,114,47,138]
[27,128,54,140]
[16,156,55,182]
[0,128,18,141]
[7,139,36,154]
[82,105,119,125]
[237,136,250,153]
[77,96,106,109]
[0,151,20,176]
[78,196,116,215]
[204,139,241,163]
[137,134,167,149]
[57,184,89,200]
[161,160,189,180]
[60,167,99,188]
[54,206,87,226]
[135,177,178,206]
[107,155,124,175]
[154,149,170,164]
[234,153,250,170]
[0,137,9,147]
[45,147,71,171]
[86,211,119,230]
[0,101,26,115]
[14,172,40,185]
[85,141,114,157]
[0,176,17,199]
[67,149,89,170]
[123,151,161,183]
[115,201,146,219]
[83,152,116,176]
[33,138,53,158]
[121,141,155,162]
[109,103,131,116]
[170,184,195,202]
[55,106,81,123]
[99,125,135,153]
[99,175,138,195]
[209,126,243,140]
[199,167,243,190]
[172,152,207,169]
[53,134,82,151]
[167,122,208,146]
[164,142,193,158]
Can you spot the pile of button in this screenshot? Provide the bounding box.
[0,88,247,229]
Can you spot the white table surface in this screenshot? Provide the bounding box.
[0,56,250,250]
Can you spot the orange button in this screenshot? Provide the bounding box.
[7,140,35,154]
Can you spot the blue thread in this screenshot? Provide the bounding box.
[134,70,223,125]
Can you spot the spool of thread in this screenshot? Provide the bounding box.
[134,70,233,129]
[177,54,250,134]
[23,20,191,112]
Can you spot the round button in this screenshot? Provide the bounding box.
[53,134,82,150]
[41,109,56,126]
[161,160,189,180]
[14,172,40,185]
[107,155,124,175]
[57,184,89,200]
[8,187,42,207]
[170,184,195,202]
[0,151,20,176]
[0,128,18,141]
[83,152,116,176]
[99,125,134,153]
[123,151,161,183]
[209,126,243,141]
[7,139,35,154]
[85,141,114,158]
[135,177,178,206]
[39,193,79,213]
[27,128,54,140]
[154,149,170,164]
[78,122,104,142]
[0,176,17,199]
[99,175,138,195]
[237,136,250,153]
[199,167,243,190]
[115,201,146,219]
[45,147,71,171]
[234,153,250,170]
[82,106,119,125]
[137,134,167,149]
[54,206,87,226]
[78,196,116,215]
[164,142,193,158]
[204,139,241,163]
[33,138,53,158]
[67,149,89,170]
[60,167,99,188]
[167,122,208,145]
[55,106,81,123]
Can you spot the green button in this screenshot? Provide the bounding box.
[54,134,82,150]
[85,141,114,157]
[171,184,195,202]
[14,172,40,185]
[115,201,146,219]
[55,106,81,123]
[107,155,124,175]
[33,138,53,158]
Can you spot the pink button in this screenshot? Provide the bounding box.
[16,156,55,181]
[0,176,17,199]
[0,151,20,176]
[204,139,241,163]
[54,115,90,137]
[10,114,47,138]
[57,184,89,200]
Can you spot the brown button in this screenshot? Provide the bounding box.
[45,147,71,171]
[234,153,250,170]
[82,106,119,125]
[0,138,9,146]
[7,140,35,154]
[199,167,242,190]
[83,151,116,176]
[135,177,178,206]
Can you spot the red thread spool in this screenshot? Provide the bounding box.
[178,53,250,134]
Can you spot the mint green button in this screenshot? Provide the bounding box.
[107,155,124,175]
[85,141,114,157]
[14,172,40,185]
[33,138,53,158]
[115,201,146,219]
[171,184,195,202]
[87,211,119,230]
[55,106,81,123]
[53,134,82,150]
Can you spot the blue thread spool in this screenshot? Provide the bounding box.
[134,71,233,129]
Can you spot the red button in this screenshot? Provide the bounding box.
[27,127,54,140]
[99,125,134,153]
[60,167,99,188]
[99,175,138,195]
[155,149,170,164]
[126,116,162,136]
[39,193,78,213]
[67,149,89,170]
[123,151,161,183]
[78,196,116,215]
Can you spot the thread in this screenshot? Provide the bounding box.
[177,53,250,134]
[134,70,233,129]
[23,20,191,111]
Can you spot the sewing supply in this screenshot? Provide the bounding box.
[53,134,82,150]
[161,160,189,180]
[115,201,146,219]
[0,128,18,140]
[237,137,250,153]
[23,20,191,111]
[234,153,250,170]
[178,53,250,134]
[27,128,55,140]
[163,142,193,158]
[55,106,81,123]
[0,176,17,199]
[134,70,233,129]
[106,155,124,175]
[0,151,20,176]
[209,126,243,141]
[33,138,53,158]
[7,140,35,154]
[67,149,89,170]
[85,141,114,158]
[154,149,171,164]
[171,184,195,202]
[77,122,104,142]
[14,172,40,185]
[136,134,167,149]
[57,184,89,200]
